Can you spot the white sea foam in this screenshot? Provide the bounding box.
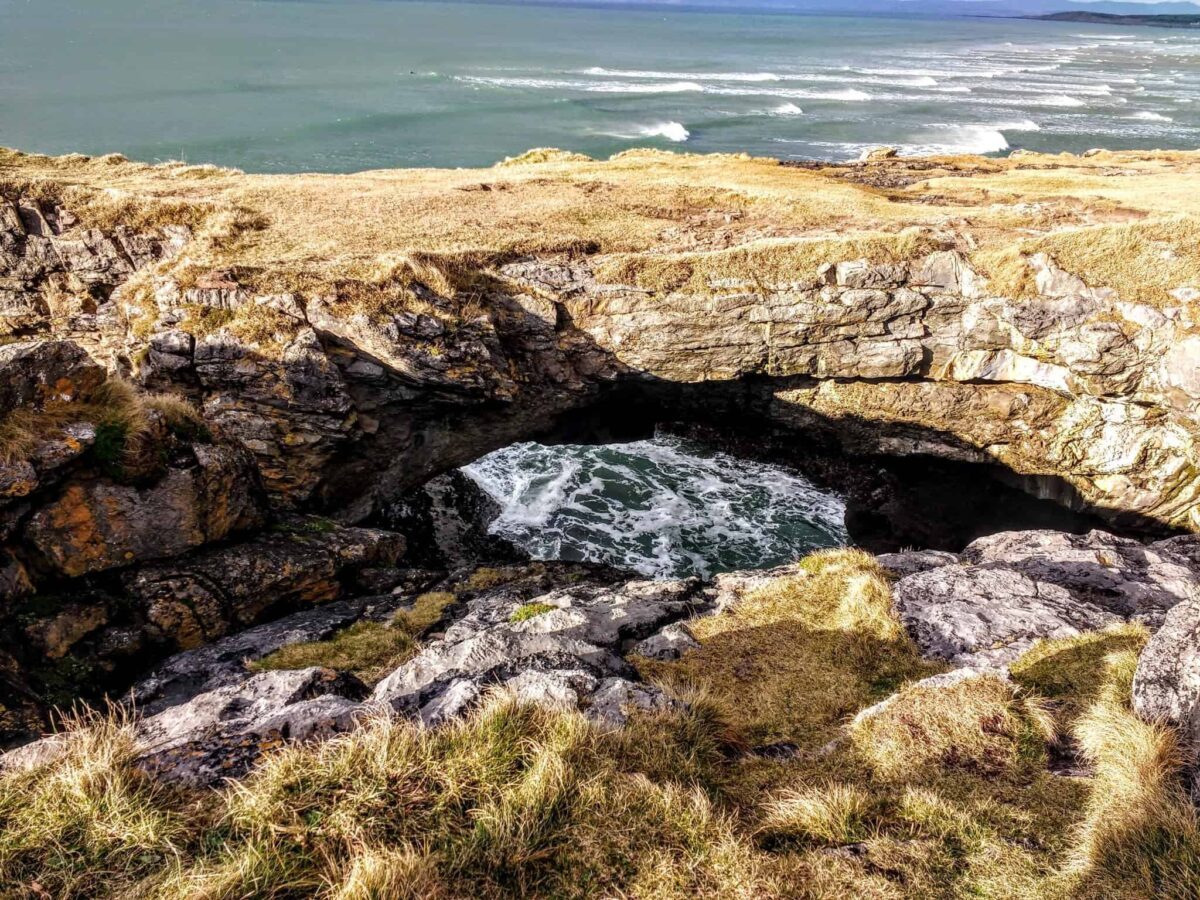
[770,102,804,116]
[718,86,871,101]
[1028,94,1088,108]
[1130,110,1175,122]
[463,436,847,579]
[800,72,939,88]
[582,66,781,82]
[917,126,1011,155]
[604,121,691,142]
[458,75,704,93]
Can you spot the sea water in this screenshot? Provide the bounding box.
[462,435,848,579]
[2,0,1198,171]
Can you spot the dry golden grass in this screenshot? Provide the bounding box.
[2,551,1198,898]
[5,144,1200,334]
[759,782,881,845]
[639,549,938,747]
[850,672,1055,781]
[0,376,207,474]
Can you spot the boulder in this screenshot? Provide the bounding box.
[24,443,267,577]
[859,146,899,162]
[124,523,406,650]
[630,622,700,661]
[384,470,526,568]
[894,530,1200,667]
[0,340,105,414]
[1132,599,1200,746]
[135,667,367,784]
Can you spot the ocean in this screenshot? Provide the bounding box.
[1,0,1197,172]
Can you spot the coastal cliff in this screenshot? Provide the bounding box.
[2,145,1200,897]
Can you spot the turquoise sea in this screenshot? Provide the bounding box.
[2,0,1198,172]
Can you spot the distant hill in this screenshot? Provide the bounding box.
[1036,10,1200,26]
[511,1,1200,19]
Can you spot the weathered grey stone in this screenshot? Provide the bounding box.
[963,530,1200,624]
[587,677,680,726]
[1132,599,1200,747]
[133,592,412,716]
[894,530,1200,667]
[631,622,700,661]
[876,549,959,578]
[368,570,705,727]
[135,667,367,784]
[373,629,629,716]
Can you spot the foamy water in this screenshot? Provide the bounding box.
[462,436,847,579]
[2,0,1198,170]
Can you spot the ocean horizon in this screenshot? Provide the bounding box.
[1,0,1197,172]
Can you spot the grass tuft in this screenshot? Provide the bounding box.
[510,602,558,623]
[759,782,880,846]
[850,673,1053,781]
[252,592,457,684]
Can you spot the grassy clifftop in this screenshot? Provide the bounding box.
[4,145,1200,317]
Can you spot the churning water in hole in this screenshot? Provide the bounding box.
[461,434,848,579]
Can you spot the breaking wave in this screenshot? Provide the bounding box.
[604,121,691,142]
[462,435,848,579]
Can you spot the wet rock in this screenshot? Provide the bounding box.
[894,530,1200,667]
[384,470,526,568]
[1132,599,1200,747]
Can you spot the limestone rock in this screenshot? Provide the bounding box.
[894,530,1200,667]
[876,549,959,578]
[373,572,705,724]
[136,667,367,784]
[1132,599,1200,746]
[133,592,415,716]
[25,442,266,577]
[630,622,700,661]
[124,523,405,650]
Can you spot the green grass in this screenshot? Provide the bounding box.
[509,602,558,624]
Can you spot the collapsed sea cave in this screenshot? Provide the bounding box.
[376,376,1134,584]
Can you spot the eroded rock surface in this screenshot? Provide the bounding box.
[894,530,1200,667]
[1133,599,1200,747]
[373,573,705,726]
